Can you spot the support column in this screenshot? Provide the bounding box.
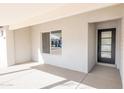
[0,26,8,68]
[0,26,15,68]
[120,18,124,88]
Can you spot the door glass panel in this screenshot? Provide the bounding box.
[101,31,112,58]
[101,31,112,38]
[101,38,111,45]
[101,45,111,52]
[101,52,111,58]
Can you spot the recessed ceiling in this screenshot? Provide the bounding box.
[0,3,118,30]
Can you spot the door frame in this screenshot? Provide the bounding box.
[97,28,116,65]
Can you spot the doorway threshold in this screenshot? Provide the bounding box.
[97,62,116,68]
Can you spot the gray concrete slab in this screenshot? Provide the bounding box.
[79,65,122,89]
[0,62,122,89]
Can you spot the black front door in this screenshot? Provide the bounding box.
[98,28,116,64]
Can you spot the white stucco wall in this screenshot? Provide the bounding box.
[88,23,96,72]
[31,15,87,72]
[14,27,32,64]
[6,29,15,66]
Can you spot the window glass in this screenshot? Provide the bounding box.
[51,30,62,55]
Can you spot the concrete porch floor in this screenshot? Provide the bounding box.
[0,62,122,89]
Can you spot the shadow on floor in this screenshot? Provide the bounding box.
[0,68,31,76]
[31,64,122,89]
[31,64,86,83]
[41,80,69,89]
[0,63,122,89]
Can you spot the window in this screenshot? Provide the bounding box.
[42,32,50,53]
[42,30,62,55]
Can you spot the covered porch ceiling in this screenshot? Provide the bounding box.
[0,3,118,30]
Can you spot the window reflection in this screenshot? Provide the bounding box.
[51,30,62,55]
